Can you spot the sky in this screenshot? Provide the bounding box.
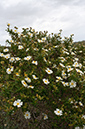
[0,0,85,46]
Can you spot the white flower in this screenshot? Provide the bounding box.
[76,69,84,75]
[13,99,23,107]
[62,75,67,79]
[61,59,65,62]
[79,51,82,53]
[25,77,31,83]
[65,82,69,86]
[59,63,65,67]
[26,48,29,52]
[73,62,79,67]
[3,48,9,52]
[21,80,28,87]
[4,54,10,59]
[15,72,20,76]
[59,57,65,62]
[42,37,46,41]
[43,57,47,62]
[69,80,76,88]
[24,111,31,119]
[32,60,38,65]
[28,32,33,37]
[71,52,75,55]
[43,78,50,85]
[78,63,82,68]
[44,115,48,120]
[9,57,15,62]
[70,101,73,103]
[24,56,32,61]
[27,85,34,89]
[18,45,24,49]
[67,67,73,72]
[15,57,21,61]
[65,52,69,55]
[68,73,71,77]
[61,81,66,86]
[54,108,63,116]
[56,76,63,82]
[31,28,35,32]
[0,52,4,57]
[62,70,66,76]
[42,113,48,120]
[38,39,43,43]
[6,68,12,74]
[32,75,38,79]
[74,58,79,61]
[45,68,53,74]
[79,101,83,106]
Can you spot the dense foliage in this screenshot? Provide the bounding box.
[0,24,85,129]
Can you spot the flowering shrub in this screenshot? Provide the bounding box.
[0,24,85,129]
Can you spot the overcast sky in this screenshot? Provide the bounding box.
[0,0,85,46]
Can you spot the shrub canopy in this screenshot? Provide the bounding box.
[0,24,85,129]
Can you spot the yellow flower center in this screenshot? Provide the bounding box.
[48,70,50,73]
[7,23,10,26]
[29,85,32,88]
[24,82,26,85]
[26,114,29,116]
[57,111,60,113]
[17,103,19,105]
[71,83,74,85]
[44,115,47,118]
[45,80,47,83]
[16,73,19,75]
